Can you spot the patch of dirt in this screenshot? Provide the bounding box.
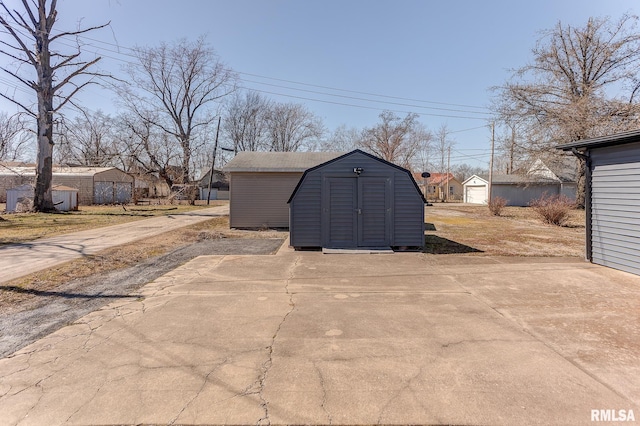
[0,216,285,358]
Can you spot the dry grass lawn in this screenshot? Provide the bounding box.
[0,202,226,245]
[425,203,585,257]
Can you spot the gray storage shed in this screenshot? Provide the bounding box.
[223,151,344,228]
[559,130,640,275]
[288,150,426,249]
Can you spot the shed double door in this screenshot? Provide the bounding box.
[94,182,132,204]
[322,177,391,248]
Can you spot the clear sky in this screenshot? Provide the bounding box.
[1,0,638,167]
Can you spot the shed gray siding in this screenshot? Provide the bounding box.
[393,171,425,246]
[289,151,425,248]
[230,172,302,228]
[590,142,640,275]
[493,183,561,207]
[289,172,323,245]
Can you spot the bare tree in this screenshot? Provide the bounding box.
[0,0,109,211]
[55,110,117,166]
[116,112,181,188]
[119,37,236,183]
[434,124,455,175]
[358,111,426,168]
[0,112,29,161]
[322,124,360,152]
[409,123,432,172]
[222,91,271,152]
[492,122,528,174]
[266,102,324,152]
[493,15,640,206]
[451,163,487,182]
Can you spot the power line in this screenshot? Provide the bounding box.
[241,85,488,120]
[1,29,496,127]
[243,78,491,116]
[53,32,493,114]
[449,125,490,134]
[238,71,490,111]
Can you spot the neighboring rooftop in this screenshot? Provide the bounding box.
[557,129,640,151]
[0,165,122,176]
[427,173,458,185]
[491,174,560,184]
[223,151,345,173]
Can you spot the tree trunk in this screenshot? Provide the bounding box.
[33,25,55,212]
[33,123,55,212]
[181,136,191,183]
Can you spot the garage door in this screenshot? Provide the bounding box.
[115,183,132,203]
[591,146,640,275]
[465,186,486,204]
[94,182,114,204]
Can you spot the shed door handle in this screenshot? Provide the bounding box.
[356,208,362,214]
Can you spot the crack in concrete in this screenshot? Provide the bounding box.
[376,365,423,425]
[256,256,301,425]
[168,358,229,425]
[18,370,55,422]
[314,361,332,425]
[63,381,103,424]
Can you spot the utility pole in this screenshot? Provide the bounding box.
[446,146,451,202]
[488,122,495,204]
[206,117,222,205]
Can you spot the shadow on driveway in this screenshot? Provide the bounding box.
[0,285,140,300]
[423,235,483,254]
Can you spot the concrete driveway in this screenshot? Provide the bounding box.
[1,250,639,425]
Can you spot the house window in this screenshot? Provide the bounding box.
[449,186,454,195]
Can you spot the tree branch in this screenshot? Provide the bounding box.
[0,91,36,116]
[49,21,111,42]
[52,56,100,92]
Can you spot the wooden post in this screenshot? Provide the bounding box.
[488,122,495,204]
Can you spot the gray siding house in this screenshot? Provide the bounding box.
[559,130,640,276]
[462,159,577,206]
[223,151,343,228]
[288,150,426,249]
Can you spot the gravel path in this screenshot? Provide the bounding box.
[0,238,284,358]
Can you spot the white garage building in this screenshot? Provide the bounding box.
[462,175,489,204]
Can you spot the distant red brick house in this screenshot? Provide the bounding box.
[413,172,462,201]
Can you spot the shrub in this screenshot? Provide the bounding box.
[529,194,574,226]
[488,196,507,216]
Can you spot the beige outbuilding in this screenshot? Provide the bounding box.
[223,152,343,228]
[0,165,134,205]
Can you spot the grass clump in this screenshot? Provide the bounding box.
[530,194,574,226]
[488,196,508,216]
